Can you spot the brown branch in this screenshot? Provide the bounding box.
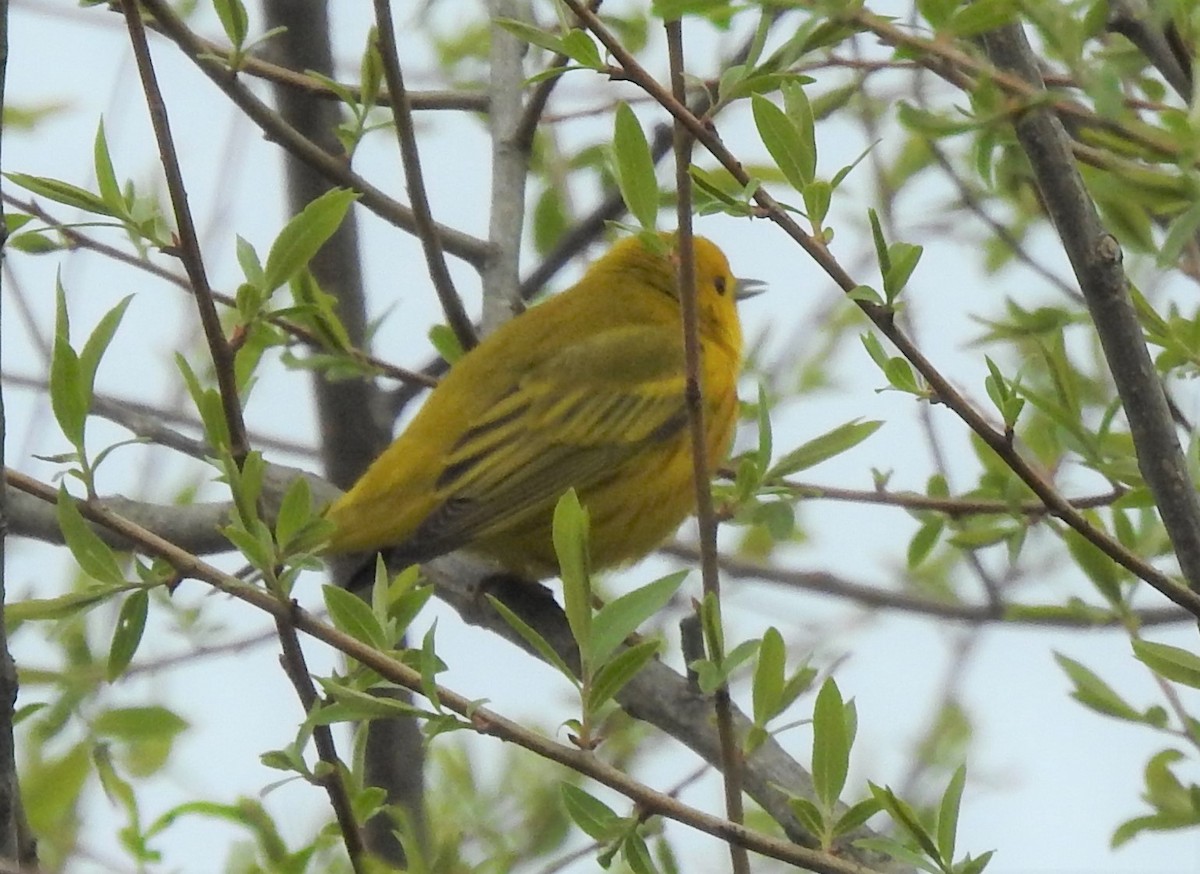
[562,0,1200,620]
[270,602,367,872]
[122,0,249,463]
[665,18,749,874]
[132,0,490,271]
[373,0,477,351]
[662,543,1191,628]
[767,481,1124,518]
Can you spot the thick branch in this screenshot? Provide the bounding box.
[980,23,1200,593]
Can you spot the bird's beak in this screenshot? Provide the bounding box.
[736,278,767,300]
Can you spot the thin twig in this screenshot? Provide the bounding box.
[271,603,368,872]
[562,0,1200,619]
[133,0,490,270]
[122,0,249,463]
[662,543,1191,628]
[373,0,477,351]
[665,18,749,874]
[763,480,1124,518]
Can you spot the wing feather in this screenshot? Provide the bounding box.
[406,326,688,557]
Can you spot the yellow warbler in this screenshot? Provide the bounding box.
[325,233,751,578]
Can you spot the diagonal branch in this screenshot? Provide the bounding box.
[665,18,748,874]
[373,0,477,351]
[132,0,490,270]
[562,0,1200,619]
[123,1,249,463]
[980,22,1200,594]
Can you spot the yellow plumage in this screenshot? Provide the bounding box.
[324,233,746,578]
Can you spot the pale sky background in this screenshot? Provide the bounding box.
[4,2,1200,873]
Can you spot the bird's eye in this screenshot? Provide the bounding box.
[714,276,727,295]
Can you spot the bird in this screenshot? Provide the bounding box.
[323,232,755,580]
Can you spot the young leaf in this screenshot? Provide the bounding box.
[553,489,592,663]
[51,279,87,448]
[812,678,850,809]
[590,570,686,668]
[263,188,359,293]
[79,295,133,404]
[612,103,658,230]
[752,627,786,725]
[487,595,579,687]
[56,486,125,586]
[767,419,882,479]
[587,639,660,712]
[93,120,121,209]
[751,93,812,191]
[1132,639,1200,689]
[107,589,148,681]
[323,585,389,651]
[936,764,966,865]
[1055,653,1143,722]
[560,783,622,842]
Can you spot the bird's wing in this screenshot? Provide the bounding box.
[405,326,688,556]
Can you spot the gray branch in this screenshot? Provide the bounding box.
[981,23,1200,592]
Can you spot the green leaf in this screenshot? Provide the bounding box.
[780,80,816,181]
[621,832,658,874]
[107,590,148,681]
[833,797,882,837]
[945,0,1017,37]
[883,242,923,301]
[79,295,133,404]
[752,93,812,191]
[7,587,123,622]
[812,678,850,809]
[560,783,622,841]
[752,627,785,725]
[768,419,882,478]
[587,640,660,711]
[235,235,265,288]
[5,172,116,217]
[213,0,249,47]
[612,103,658,230]
[1133,639,1200,688]
[323,585,388,651]
[93,706,188,741]
[51,279,87,448]
[1055,653,1144,722]
[263,188,359,293]
[93,120,121,209]
[316,680,436,722]
[869,783,941,862]
[560,29,603,69]
[936,764,966,864]
[274,475,313,551]
[553,489,592,664]
[487,595,579,687]
[496,18,569,55]
[56,486,125,585]
[907,517,943,568]
[788,796,826,839]
[1062,525,1124,605]
[591,570,686,668]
